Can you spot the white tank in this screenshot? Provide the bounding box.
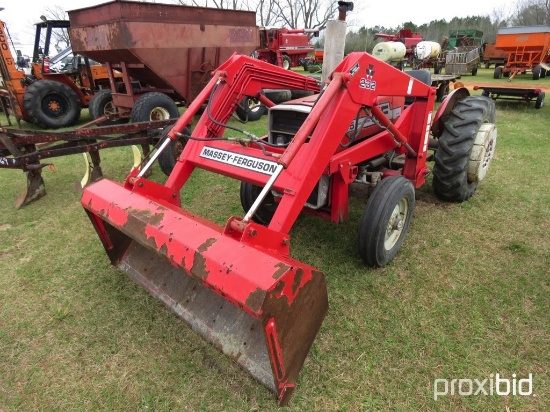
[372,41,406,62]
[415,41,441,60]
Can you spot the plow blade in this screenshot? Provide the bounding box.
[82,178,328,405]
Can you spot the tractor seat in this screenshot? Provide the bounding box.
[407,69,432,86]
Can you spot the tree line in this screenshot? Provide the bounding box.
[342,0,550,54]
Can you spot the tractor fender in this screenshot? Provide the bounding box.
[430,86,470,138]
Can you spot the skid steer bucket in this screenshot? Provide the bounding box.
[82,178,328,405]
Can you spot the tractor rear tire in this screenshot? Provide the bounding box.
[23,80,81,129]
[130,92,179,123]
[89,89,128,126]
[432,96,497,202]
[535,91,545,109]
[235,96,265,122]
[358,176,415,267]
[282,55,292,70]
[157,125,190,176]
[240,182,278,225]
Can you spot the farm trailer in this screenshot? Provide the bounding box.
[445,30,484,76]
[473,85,545,109]
[482,43,508,68]
[493,25,550,80]
[67,0,319,127]
[81,52,497,405]
[67,0,259,125]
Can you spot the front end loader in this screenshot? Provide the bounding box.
[82,53,497,405]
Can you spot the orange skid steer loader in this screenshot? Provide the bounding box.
[81,53,497,404]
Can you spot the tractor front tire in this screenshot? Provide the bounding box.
[130,92,179,123]
[23,80,81,129]
[239,182,278,226]
[89,89,128,125]
[433,96,497,202]
[235,96,265,122]
[358,176,415,267]
[157,125,190,176]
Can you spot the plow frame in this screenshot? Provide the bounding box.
[0,119,175,208]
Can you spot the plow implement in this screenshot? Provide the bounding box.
[82,53,497,404]
[0,120,174,208]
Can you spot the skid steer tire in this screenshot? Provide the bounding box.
[157,125,190,176]
[89,89,128,126]
[433,96,496,202]
[23,80,81,129]
[358,176,415,268]
[235,96,265,122]
[130,92,179,123]
[240,181,278,226]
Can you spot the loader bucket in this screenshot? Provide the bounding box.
[81,178,328,405]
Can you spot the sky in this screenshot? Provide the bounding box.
[1,0,515,56]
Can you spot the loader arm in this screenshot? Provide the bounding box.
[158,53,435,235]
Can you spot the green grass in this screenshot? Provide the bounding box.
[1,70,549,411]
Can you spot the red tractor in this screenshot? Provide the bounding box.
[82,53,497,405]
[256,27,316,69]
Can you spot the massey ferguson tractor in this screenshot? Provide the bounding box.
[81,53,497,405]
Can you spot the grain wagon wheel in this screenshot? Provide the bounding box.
[130,92,179,123]
[358,176,415,268]
[493,66,503,79]
[22,80,81,129]
[432,96,497,202]
[533,65,542,80]
[88,89,128,125]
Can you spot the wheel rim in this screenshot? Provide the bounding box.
[149,106,171,121]
[248,98,261,113]
[468,123,497,182]
[103,101,117,117]
[42,94,69,118]
[384,197,409,251]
